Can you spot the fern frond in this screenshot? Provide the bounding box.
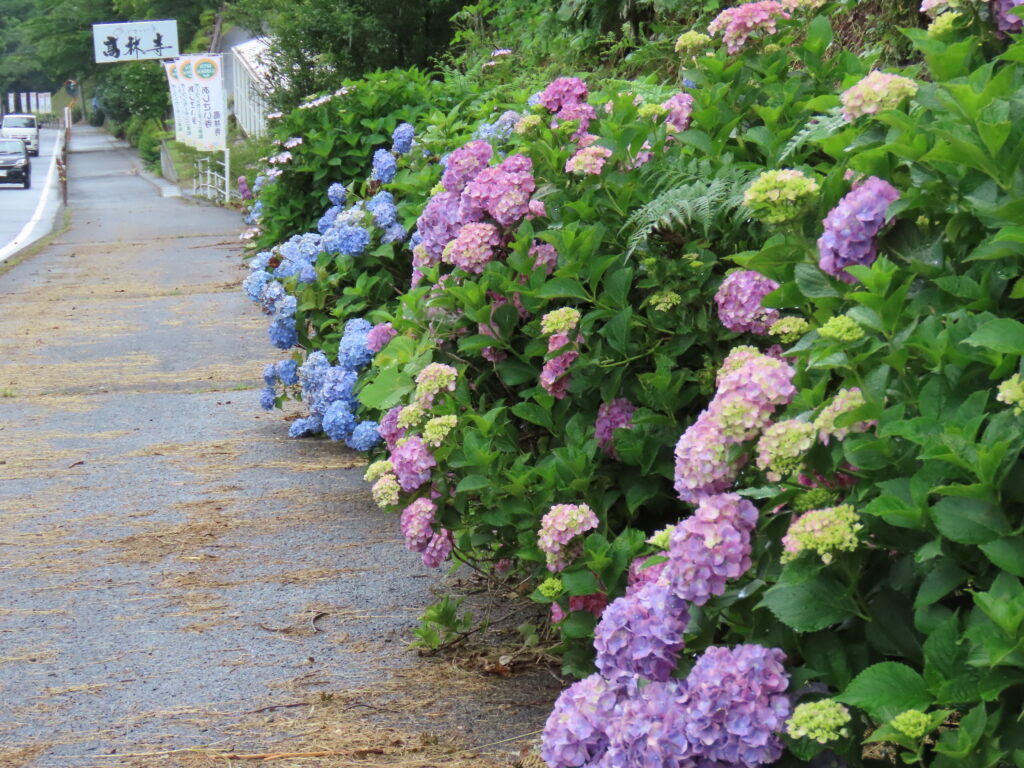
[777,106,846,165]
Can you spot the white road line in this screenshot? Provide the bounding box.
[0,131,64,265]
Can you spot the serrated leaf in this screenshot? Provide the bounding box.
[455,475,491,494]
[979,536,1024,577]
[759,570,855,631]
[964,318,1024,355]
[837,662,933,722]
[794,263,840,298]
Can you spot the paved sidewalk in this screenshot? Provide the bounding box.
[0,128,555,767]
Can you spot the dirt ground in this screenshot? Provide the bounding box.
[0,127,560,768]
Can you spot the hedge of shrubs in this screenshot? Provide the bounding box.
[241,1,1024,765]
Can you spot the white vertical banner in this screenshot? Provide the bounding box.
[164,59,189,146]
[6,93,13,112]
[192,54,226,151]
[40,92,52,114]
[21,93,29,112]
[180,55,205,149]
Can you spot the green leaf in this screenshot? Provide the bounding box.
[759,569,855,631]
[511,401,554,431]
[455,475,491,494]
[964,318,1024,355]
[357,368,414,410]
[561,570,599,596]
[930,497,1009,545]
[837,662,933,722]
[795,263,840,298]
[560,610,598,638]
[914,560,968,609]
[980,537,1024,577]
[536,277,590,301]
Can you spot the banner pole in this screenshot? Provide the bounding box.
[224,146,230,203]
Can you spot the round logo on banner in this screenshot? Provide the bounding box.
[168,62,178,79]
[181,60,193,78]
[194,58,218,79]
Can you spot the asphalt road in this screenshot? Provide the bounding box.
[0,127,62,263]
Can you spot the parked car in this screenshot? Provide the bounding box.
[0,138,31,188]
[0,113,40,156]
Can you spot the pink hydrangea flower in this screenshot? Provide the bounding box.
[538,77,589,113]
[422,528,453,567]
[367,322,397,353]
[401,497,437,552]
[530,241,558,274]
[566,145,613,175]
[443,222,502,274]
[662,92,694,132]
[379,405,405,450]
[458,154,536,228]
[442,140,493,193]
[708,1,791,53]
[714,270,781,335]
[538,503,599,572]
[390,436,436,492]
[840,70,918,122]
[595,398,637,458]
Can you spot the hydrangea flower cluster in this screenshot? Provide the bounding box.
[371,148,397,183]
[442,222,502,273]
[565,144,612,175]
[422,414,457,447]
[817,176,900,283]
[366,322,397,353]
[540,309,584,399]
[756,419,815,481]
[993,0,1024,35]
[538,503,599,572]
[782,504,862,564]
[594,582,690,686]
[676,644,791,766]
[787,699,852,743]
[715,270,781,335]
[625,555,668,595]
[841,70,919,122]
[391,122,415,154]
[542,674,624,768]
[997,373,1024,414]
[769,316,810,343]
[674,347,796,502]
[744,169,820,223]
[414,363,458,406]
[550,593,608,624]
[421,528,453,568]
[675,30,712,54]
[473,110,520,144]
[891,709,932,739]
[928,11,961,38]
[708,1,791,53]
[390,436,437,493]
[400,497,437,552]
[595,398,636,458]
[662,92,694,133]
[660,492,758,605]
[819,315,864,342]
[814,387,872,444]
[537,77,597,138]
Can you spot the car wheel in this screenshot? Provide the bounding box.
[23,175,31,189]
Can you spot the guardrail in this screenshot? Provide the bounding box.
[193,151,231,204]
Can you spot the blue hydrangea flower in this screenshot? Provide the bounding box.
[244,270,271,302]
[276,359,298,385]
[327,182,347,206]
[323,400,357,440]
[392,123,415,154]
[335,225,370,256]
[299,351,330,402]
[288,414,323,438]
[338,331,372,370]
[259,280,285,312]
[263,363,277,386]
[318,206,341,234]
[371,149,397,183]
[268,321,298,350]
[408,231,423,250]
[346,421,381,451]
[344,318,372,335]
[381,222,406,244]
[527,91,543,108]
[298,262,317,283]
[250,251,272,271]
[259,385,276,411]
[315,367,357,413]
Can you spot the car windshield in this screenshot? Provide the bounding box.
[3,117,35,128]
[0,139,25,154]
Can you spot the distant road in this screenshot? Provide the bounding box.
[0,127,62,264]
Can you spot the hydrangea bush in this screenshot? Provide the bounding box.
[243,2,1024,764]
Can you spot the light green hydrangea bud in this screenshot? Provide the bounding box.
[787,699,852,743]
[927,11,961,39]
[675,30,712,54]
[743,169,820,224]
[423,414,457,447]
[363,460,393,483]
[891,709,931,740]
[997,373,1024,415]
[538,576,565,598]
[515,114,543,135]
[371,473,400,508]
[647,524,676,550]
[430,181,445,196]
[819,315,864,342]
[782,504,862,564]
[541,307,582,335]
[756,419,815,481]
[814,387,870,444]
[792,487,838,513]
[651,292,682,312]
[769,316,811,343]
[638,103,668,120]
[397,402,427,429]
[762,43,782,54]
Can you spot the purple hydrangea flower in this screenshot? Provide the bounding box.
[416,191,464,263]
[541,674,623,768]
[379,405,405,450]
[367,322,397,353]
[602,679,693,767]
[715,270,781,335]
[401,497,436,552]
[390,436,436,492]
[421,528,453,567]
[817,177,899,283]
[659,493,758,605]
[626,555,668,596]
[595,398,636,458]
[458,154,536,228]
[677,644,791,767]
[662,92,694,132]
[594,581,690,686]
[993,0,1024,35]
[442,140,493,193]
[538,77,589,114]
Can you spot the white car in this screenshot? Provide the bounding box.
[0,114,40,156]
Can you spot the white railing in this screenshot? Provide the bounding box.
[193,150,231,203]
